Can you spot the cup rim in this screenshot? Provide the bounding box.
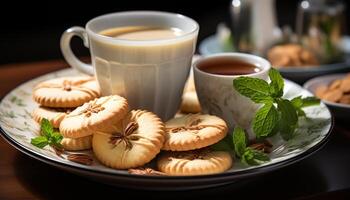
[193,53,271,78]
[85,11,199,45]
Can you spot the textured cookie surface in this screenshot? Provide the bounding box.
[33,76,100,107]
[163,114,227,151]
[61,135,92,151]
[157,149,232,176]
[32,107,72,128]
[60,95,128,138]
[92,110,164,169]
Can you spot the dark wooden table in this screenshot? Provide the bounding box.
[1,60,350,200]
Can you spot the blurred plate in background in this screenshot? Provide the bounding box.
[304,73,350,124]
[199,35,350,84]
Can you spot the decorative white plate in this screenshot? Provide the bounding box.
[0,68,333,190]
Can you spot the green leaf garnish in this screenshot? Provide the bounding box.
[40,118,53,137]
[233,127,246,157]
[242,147,270,166]
[291,96,320,117]
[252,103,279,138]
[233,77,273,103]
[268,68,284,98]
[31,118,63,149]
[277,99,298,140]
[212,133,235,152]
[30,136,48,148]
[233,68,320,141]
[211,127,270,166]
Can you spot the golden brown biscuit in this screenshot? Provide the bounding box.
[322,89,342,102]
[32,107,72,128]
[315,85,328,98]
[339,95,350,104]
[92,110,164,169]
[60,95,129,138]
[33,76,100,108]
[163,114,227,151]
[267,44,318,67]
[157,149,232,176]
[180,91,201,113]
[329,79,342,90]
[339,79,350,93]
[61,135,92,151]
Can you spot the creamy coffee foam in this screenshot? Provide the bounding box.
[91,25,196,120]
[99,26,184,40]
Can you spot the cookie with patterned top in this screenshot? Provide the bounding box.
[59,95,129,138]
[32,106,73,128]
[157,149,232,176]
[33,76,100,108]
[61,135,92,151]
[162,114,227,151]
[92,110,165,169]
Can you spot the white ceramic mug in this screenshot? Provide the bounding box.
[193,53,271,134]
[60,11,199,120]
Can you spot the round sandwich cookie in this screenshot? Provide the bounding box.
[163,114,227,151]
[157,149,232,176]
[92,110,165,169]
[32,107,73,128]
[60,95,129,138]
[61,135,92,151]
[33,76,100,108]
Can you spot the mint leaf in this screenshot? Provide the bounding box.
[233,77,273,103]
[211,133,234,152]
[32,119,64,149]
[51,131,63,145]
[291,96,306,117]
[41,118,53,137]
[241,147,270,165]
[277,99,298,140]
[291,96,303,108]
[253,103,279,138]
[233,127,246,157]
[291,96,320,108]
[291,96,320,117]
[269,68,284,98]
[31,136,49,148]
[300,97,320,107]
[277,99,298,124]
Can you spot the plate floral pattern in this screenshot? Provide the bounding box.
[0,69,332,176]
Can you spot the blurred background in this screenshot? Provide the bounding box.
[1,0,349,65]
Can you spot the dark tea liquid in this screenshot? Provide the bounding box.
[198,58,261,75]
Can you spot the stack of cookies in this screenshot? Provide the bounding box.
[157,114,233,176]
[32,76,101,150]
[32,76,232,176]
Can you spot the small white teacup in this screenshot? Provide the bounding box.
[193,53,271,133]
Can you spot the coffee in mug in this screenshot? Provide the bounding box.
[60,11,199,120]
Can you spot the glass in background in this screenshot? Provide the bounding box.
[296,0,346,64]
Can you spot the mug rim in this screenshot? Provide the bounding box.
[85,11,199,45]
[193,53,271,78]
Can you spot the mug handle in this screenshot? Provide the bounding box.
[60,26,94,75]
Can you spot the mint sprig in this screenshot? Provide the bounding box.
[31,118,63,149]
[212,127,270,166]
[233,68,320,140]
